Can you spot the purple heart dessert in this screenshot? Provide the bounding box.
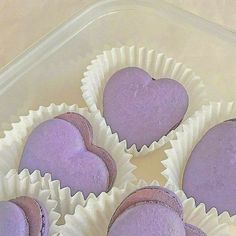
[103,67,189,150]
[11,196,49,236]
[0,196,50,236]
[19,112,117,198]
[107,186,206,236]
[0,201,29,236]
[183,120,236,215]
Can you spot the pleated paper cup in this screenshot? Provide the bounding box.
[60,180,228,236]
[6,168,86,225]
[162,102,236,225]
[0,103,136,200]
[0,169,61,236]
[81,46,207,157]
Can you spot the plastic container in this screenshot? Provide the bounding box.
[0,0,235,234]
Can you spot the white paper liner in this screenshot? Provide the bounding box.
[5,168,86,226]
[162,102,236,226]
[0,169,61,236]
[81,46,207,157]
[60,180,228,236]
[0,103,136,200]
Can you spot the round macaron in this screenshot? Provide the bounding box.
[19,112,117,198]
[11,196,49,236]
[103,67,189,149]
[183,120,236,215]
[0,201,29,236]
[108,186,204,236]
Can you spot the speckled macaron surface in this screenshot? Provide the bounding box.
[103,67,189,149]
[108,186,205,236]
[19,112,116,198]
[183,120,236,215]
[0,201,29,236]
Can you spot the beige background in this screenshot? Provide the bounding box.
[0,0,236,234]
[0,0,236,69]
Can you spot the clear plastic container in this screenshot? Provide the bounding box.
[0,0,235,233]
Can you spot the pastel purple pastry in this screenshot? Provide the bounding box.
[0,201,29,236]
[183,120,236,215]
[109,186,184,227]
[108,186,204,236]
[56,112,116,190]
[108,202,186,236]
[19,112,117,198]
[11,196,49,236]
[103,67,188,149]
[185,224,206,236]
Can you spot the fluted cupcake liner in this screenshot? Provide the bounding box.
[6,168,86,225]
[0,169,61,236]
[60,180,228,236]
[81,45,207,157]
[162,102,236,225]
[0,103,136,201]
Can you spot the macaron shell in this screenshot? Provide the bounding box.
[183,120,236,215]
[20,118,111,197]
[11,196,45,236]
[56,112,93,145]
[56,112,117,190]
[185,224,206,236]
[103,67,189,149]
[109,186,183,228]
[0,201,29,236]
[108,202,186,236]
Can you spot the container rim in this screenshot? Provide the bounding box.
[0,0,235,95]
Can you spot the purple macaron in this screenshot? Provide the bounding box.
[0,196,50,236]
[0,201,29,236]
[11,196,49,236]
[103,67,189,149]
[183,120,236,215]
[19,112,117,198]
[108,186,205,236]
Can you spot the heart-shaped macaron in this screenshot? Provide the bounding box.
[0,201,29,236]
[19,112,117,198]
[11,196,49,236]
[103,67,189,150]
[0,196,48,236]
[107,186,206,236]
[183,119,236,215]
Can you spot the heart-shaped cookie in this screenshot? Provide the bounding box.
[0,196,49,236]
[108,187,206,236]
[19,112,117,198]
[0,201,29,236]
[103,67,189,150]
[11,196,48,236]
